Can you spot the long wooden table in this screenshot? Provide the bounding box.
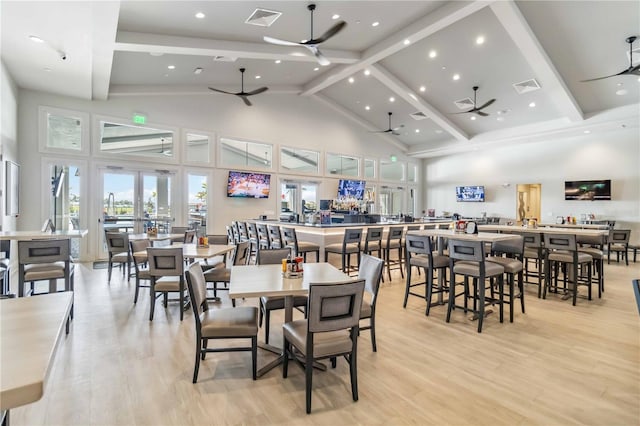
[1,292,73,423]
[478,224,609,237]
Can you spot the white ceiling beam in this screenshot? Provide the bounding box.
[369,64,469,142]
[301,1,494,96]
[490,1,583,122]
[91,1,120,100]
[312,93,409,153]
[115,31,360,64]
[109,84,301,96]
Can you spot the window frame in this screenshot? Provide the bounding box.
[38,106,90,156]
[217,135,275,172]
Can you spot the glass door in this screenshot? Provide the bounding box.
[280,181,318,223]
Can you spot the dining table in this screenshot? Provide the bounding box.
[229,263,352,377]
[127,232,183,242]
[132,243,236,261]
[477,224,610,237]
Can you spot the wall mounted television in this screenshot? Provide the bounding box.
[456,186,485,202]
[564,179,611,200]
[337,179,365,200]
[227,171,271,199]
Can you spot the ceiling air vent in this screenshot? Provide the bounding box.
[513,78,541,94]
[454,97,474,110]
[410,111,429,121]
[245,9,282,27]
[212,56,237,62]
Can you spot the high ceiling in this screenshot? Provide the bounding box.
[2,1,639,157]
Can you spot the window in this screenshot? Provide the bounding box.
[281,147,319,174]
[219,137,273,169]
[187,173,208,234]
[380,161,405,182]
[38,106,89,155]
[326,153,359,177]
[364,158,376,179]
[379,186,405,216]
[407,163,418,183]
[184,130,213,164]
[46,162,84,259]
[97,120,176,161]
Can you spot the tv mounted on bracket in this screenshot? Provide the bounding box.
[337,179,365,200]
[456,186,485,202]
[564,179,611,200]
[227,171,271,199]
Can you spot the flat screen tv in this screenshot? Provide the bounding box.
[337,179,365,200]
[227,171,271,199]
[456,186,485,202]
[564,179,611,200]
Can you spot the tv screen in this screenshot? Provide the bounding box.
[227,171,271,199]
[565,179,611,200]
[337,179,365,200]
[456,186,485,202]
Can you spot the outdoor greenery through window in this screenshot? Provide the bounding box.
[188,174,207,234]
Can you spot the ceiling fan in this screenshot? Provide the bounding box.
[581,36,640,82]
[208,68,268,106]
[452,86,495,117]
[263,3,346,66]
[372,112,405,136]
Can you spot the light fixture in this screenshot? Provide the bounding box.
[409,93,417,101]
[167,65,176,70]
[389,97,395,102]
[364,69,371,76]
[404,39,410,45]
[476,35,485,45]
[415,129,420,133]
[429,50,437,59]
[470,116,477,120]
[419,86,426,92]
[300,39,308,43]
[497,116,505,122]
[195,12,205,19]
[255,75,261,79]
[150,52,164,57]
[44,67,51,72]
[372,21,380,27]
[529,101,536,107]
[583,130,591,134]
[348,77,355,83]
[29,35,44,43]
[332,14,340,20]
[365,105,371,110]
[390,155,397,162]
[616,82,623,86]
[452,73,460,81]
[616,89,628,95]
[313,67,319,71]
[193,67,203,74]
[275,59,281,64]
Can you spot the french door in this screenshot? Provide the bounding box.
[97,167,174,259]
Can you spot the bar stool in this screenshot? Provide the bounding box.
[577,233,606,297]
[363,227,383,259]
[325,228,363,275]
[267,224,282,249]
[404,233,449,315]
[382,226,404,282]
[447,239,504,333]
[518,231,544,298]
[281,226,320,262]
[230,221,241,244]
[237,221,249,243]
[543,233,592,306]
[246,222,259,262]
[486,236,525,323]
[608,229,630,265]
[256,223,270,250]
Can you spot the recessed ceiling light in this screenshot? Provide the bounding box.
[275,59,281,64]
[470,116,477,120]
[29,35,44,43]
[419,86,426,92]
[415,129,420,133]
[195,12,205,19]
[435,129,443,134]
[150,52,164,57]
[348,77,355,84]
[332,14,340,20]
[404,39,410,45]
[44,68,51,72]
[365,105,371,111]
[476,35,485,45]
[637,77,640,82]
[452,74,460,81]
[372,21,380,27]
[496,117,505,122]
[441,66,446,70]
[364,69,371,76]
[583,130,591,134]
[290,52,306,57]
[255,75,261,79]
[167,65,176,70]
[314,67,319,71]
[429,50,437,59]
[616,89,628,95]
[389,97,395,102]
[616,82,623,87]
[529,102,536,107]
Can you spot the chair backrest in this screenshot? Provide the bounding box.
[576,233,607,246]
[226,225,235,244]
[544,233,577,252]
[365,227,383,244]
[267,225,282,248]
[609,229,630,245]
[18,239,70,265]
[357,254,384,306]
[147,247,184,277]
[237,221,249,240]
[184,230,197,244]
[386,226,404,244]
[257,248,291,265]
[519,231,542,248]
[247,222,258,240]
[405,225,421,234]
[185,263,208,327]
[405,233,433,256]
[343,228,363,248]
[106,232,130,255]
[448,239,485,262]
[423,224,437,230]
[281,227,298,251]
[491,236,524,257]
[230,221,241,243]
[256,223,269,241]
[437,223,450,230]
[307,279,365,333]
[633,279,640,316]
[171,226,188,234]
[233,240,251,266]
[206,234,228,245]
[129,239,150,270]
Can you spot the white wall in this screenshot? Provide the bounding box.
[423,127,640,244]
[1,60,19,231]
[17,89,419,259]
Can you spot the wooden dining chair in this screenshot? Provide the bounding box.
[105,232,132,282]
[282,278,365,414]
[147,247,186,321]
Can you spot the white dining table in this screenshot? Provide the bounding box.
[477,224,610,237]
[229,263,351,377]
[133,243,235,261]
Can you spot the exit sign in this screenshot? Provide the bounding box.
[132,114,146,124]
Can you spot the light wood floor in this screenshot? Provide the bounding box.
[9,258,640,425]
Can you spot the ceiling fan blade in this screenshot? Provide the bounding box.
[629,64,640,75]
[263,36,301,47]
[391,130,401,136]
[392,125,405,131]
[237,95,252,107]
[476,98,496,110]
[305,45,331,66]
[580,68,633,82]
[313,21,347,44]
[208,87,234,95]
[245,87,269,96]
[476,111,489,117]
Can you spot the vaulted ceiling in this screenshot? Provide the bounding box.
[2,1,639,157]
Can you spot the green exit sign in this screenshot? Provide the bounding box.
[132,114,146,124]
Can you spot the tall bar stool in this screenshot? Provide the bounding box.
[608,229,630,265]
[267,224,283,249]
[404,233,449,315]
[226,225,235,245]
[486,236,525,323]
[382,226,404,282]
[543,233,592,306]
[281,226,320,262]
[237,221,249,243]
[325,228,363,275]
[577,233,606,297]
[446,239,505,333]
[246,221,259,262]
[518,231,544,298]
[230,221,241,244]
[362,227,383,259]
[256,223,270,250]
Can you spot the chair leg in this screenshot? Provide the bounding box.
[107,261,113,282]
[202,339,208,360]
[134,277,140,304]
[193,335,201,383]
[350,330,359,402]
[282,339,289,379]
[370,315,377,352]
[252,336,257,380]
[518,271,525,314]
[477,277,485,333]
[305,351,313,414]
[265,309,271,345]
[179,289,184,321]
[331,357,337,368]
[259,304,264,327]
[403,261,412,308]
[426,267,434,316]
[446,272,456,323]
[149,285,156,321]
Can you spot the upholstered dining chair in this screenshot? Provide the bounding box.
[18,239,74,297]
[325,228,363,275]
[282,278,365,414]
[147,247,186,321]
[608,229,631,265]
[357,254,384,352]
[105,231,132,282]
[281,226,320,262]
[204,240,250,305]
[543,233,593,306]
[129,238,151,304]
[185,263,258,382]
[486,235,525,323]
[170,226,189,243]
